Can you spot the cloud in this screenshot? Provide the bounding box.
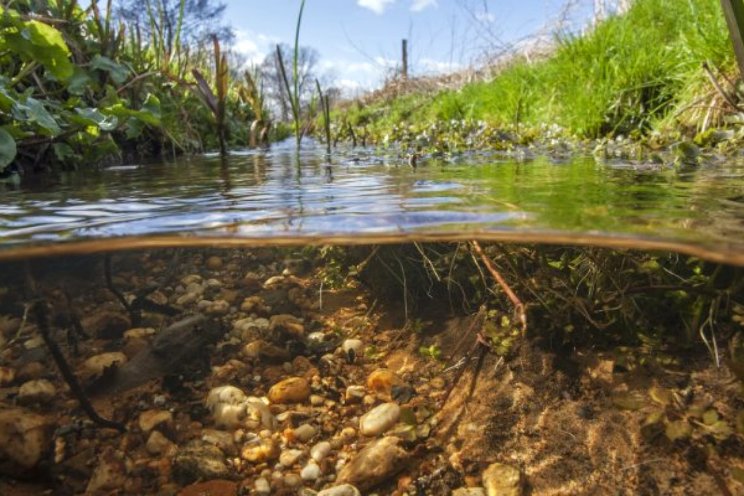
[411,0,437,12]
[232,30,280,67]
[357,0,395,14]
[419,57,461,73]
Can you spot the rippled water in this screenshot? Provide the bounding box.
[2,140,744,262]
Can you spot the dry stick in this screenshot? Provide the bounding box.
[31,301,125,432]
[470,241,527,332]
[702,62,743,112]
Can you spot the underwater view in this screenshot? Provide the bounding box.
[4,0,744,494]
[1,143,743,496]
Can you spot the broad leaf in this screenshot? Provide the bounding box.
[91,55,131,85]
[0,128,16,169]
[4,20,74,81]
[67,68,94,96]
[74,107,119,131]
[12,97,61,136]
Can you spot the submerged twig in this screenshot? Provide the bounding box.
[31,301,125,432]
[471,241,527,332]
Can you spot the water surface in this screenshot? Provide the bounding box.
[2,141,743,263]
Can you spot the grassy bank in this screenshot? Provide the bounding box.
[335,0,737,154]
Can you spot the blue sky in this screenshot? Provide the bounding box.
[225,1,593,94]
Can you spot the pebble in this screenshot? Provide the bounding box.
[16,362,44,381]
[269,377,311,404]
[86,449,127,494]
[337,436,408,491]
[17,379,56,404]
[269,314,305,337]
[206,299,230,316]
[201,429,237,456]
[81,352,127,378]
[283,473,303,488]
[123,327,155,340]
[82,311,131,339]
[311,441,332,462]
[181,274,202,285]
[279,448,304,467]
[345,385,365,403]
[342,339,364,356]
[0,408,53,470]
[317,484,362,496]
[242,437,280,463]
[359,402,400,436]
[23,336,43,350]
[482,463,524,496]
[453,488,486,496]
[310,394,325,406]
[254,477,271,495]
[293,423,317,442]
[179,480,237,496]
[138,409,173,434]
[172,441,231,485]
[0,366,16,386]
[146,430,175,455]
[206,256,223,270]
[301,461,322,481]
[366,369,400,399]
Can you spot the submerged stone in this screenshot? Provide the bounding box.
[482,463,523,496]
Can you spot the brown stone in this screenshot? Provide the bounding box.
[178,480,238,496]
[205,256,224,270]
[82,311,131,339]
[268,377,311,404]
[337,436,408,490]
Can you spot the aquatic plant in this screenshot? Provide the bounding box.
[316,78,332,155]
[192,35,229,157]
[276,0,307,150]
[239,68,270,147]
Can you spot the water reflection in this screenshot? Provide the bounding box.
[0,141,743,258]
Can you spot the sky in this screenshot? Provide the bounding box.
[224,0,594,95]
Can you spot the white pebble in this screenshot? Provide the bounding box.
[293,423,317,442]
[318,484,362,496]
[359,402,400,436]
[254,477,271,495]
[342,339,364,356]
[301,461,321,481]
[279,449,304,467]
[311,441,331,462]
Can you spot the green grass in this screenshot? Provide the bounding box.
[344,0,734,140]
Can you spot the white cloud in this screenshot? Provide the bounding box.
[411,0,437,12]
[419,57,461,73]
[357,0,395,15]
[232,29,275,66]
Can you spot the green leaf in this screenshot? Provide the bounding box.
[125,117,145,139]
[0,84,17,112]
[67,68,94,96]
[0,128,17,169]
[3,20,73,81]
[90,55,130,85]
[102,94,161,127]
[52,143,75,162]
[74,108,119,131]
[12,97,61,136]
